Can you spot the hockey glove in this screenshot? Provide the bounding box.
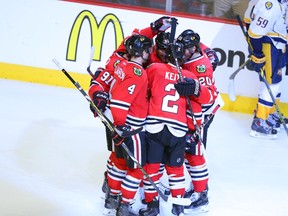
[111,124,132,146]
[185,130,199,151]
[89,91,108,117]
[174,78,200,97]
[248,52,265,73]
[204,48,219,71]
[150,16,172,33]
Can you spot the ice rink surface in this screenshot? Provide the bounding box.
[0,79,287,216]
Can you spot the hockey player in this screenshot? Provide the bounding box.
[139,42,216,216]
[106,34,153,216]
[177,29,221,149]
[244,0,288,139]
[147,31,171,65]
[87,16,172,215]
[175,29,222,214]
[138,31,173,205]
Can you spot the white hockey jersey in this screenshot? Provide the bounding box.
[244,0,288,51]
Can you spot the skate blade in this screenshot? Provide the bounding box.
[102,208,116,216]
[184,203,209,214]
[250,130,277,139]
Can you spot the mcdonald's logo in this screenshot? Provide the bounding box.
[67,10,124,61]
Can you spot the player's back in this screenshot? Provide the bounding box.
[146,62,189,137]
[110,60,148,128]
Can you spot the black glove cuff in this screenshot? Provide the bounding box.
[93,91,108,101]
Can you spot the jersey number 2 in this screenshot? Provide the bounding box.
[162,83,180,113]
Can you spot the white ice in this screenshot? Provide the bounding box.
[0,79,287,216]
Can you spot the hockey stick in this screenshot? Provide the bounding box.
[86,46,98,80]
[52,58,142,137]
[169,18,202,137]
[228,59,250,101]
[236,14,248,38]
[228,15,250,101]
[259,68,288,136]
[200,96,224,131]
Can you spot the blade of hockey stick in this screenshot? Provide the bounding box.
[52,58,142,137]
[228,79,236,101]
[87,46,97,79]
[228,15,250,101]
[88,46,95,67]
[121,142,192,206]
[228,60,250,101]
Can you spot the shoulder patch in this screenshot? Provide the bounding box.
[196,65,207,73]
[133,67,142,76]
[113,59,121,68]
[265,1,273,10]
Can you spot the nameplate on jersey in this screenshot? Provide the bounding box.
[133,67,142,76]
[196,65,206,73]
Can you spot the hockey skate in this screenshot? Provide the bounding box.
[269,112,288,128]
[184,182,194,198]
[184,190,209,214]
[116,202,138,216]
[139,186,146,204]
[102,171,108,193]
[250,117,277,139]
[139,199,160,216]
[102,187,120,216]
[171,204,184,216]
[266,114,281,131]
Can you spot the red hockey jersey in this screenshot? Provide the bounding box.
[88,27,156,100]
[145,62,213,136]
[182,43,220,130]
[110,60,149,129]
[183,43,217,94]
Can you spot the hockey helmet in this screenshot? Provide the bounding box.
[165,41,185,64]
[125,35,153,57]
[117,36,131,53]
[176,29,200,49]
[155,32,171,50]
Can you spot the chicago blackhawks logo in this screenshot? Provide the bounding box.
[133,67,142,76]
[196,65,206,73]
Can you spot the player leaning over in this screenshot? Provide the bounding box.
[244,0,288,139]
[175,29,221,214]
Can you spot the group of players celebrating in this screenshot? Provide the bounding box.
[85,0,288,214]
[88,16,223,216]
